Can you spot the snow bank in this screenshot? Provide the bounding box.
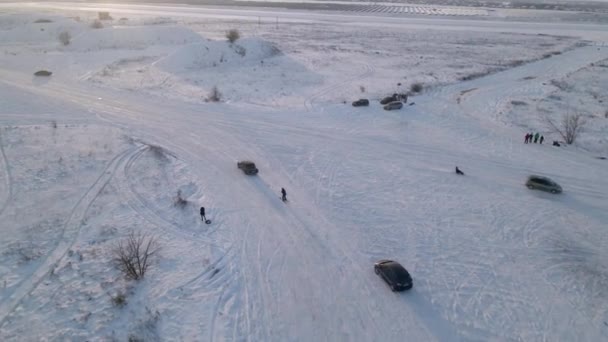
[156,37,282,72]
[0,13,85,44]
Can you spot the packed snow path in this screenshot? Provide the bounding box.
[1,7,608,341]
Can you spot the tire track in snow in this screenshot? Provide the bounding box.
[0,146,137,328]
[115,145,227,249]
[304,62,373,112]
[0,127,12,216]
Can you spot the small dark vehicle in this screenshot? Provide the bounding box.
[380,95,398,105]
[352,99,370,107]
[526,175,562,194]
[374,260,413,291]
[383,101,403,111]
[34,70,52,76]
[237,161,258,175]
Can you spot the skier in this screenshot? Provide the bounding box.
[455,166,464,175]
[534,132,540,143]
[540,135,544,144]
[200,206,206,222]
[281,188,287,202]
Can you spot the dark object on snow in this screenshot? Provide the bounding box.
[200,206,207,222]
[534,132,540,143]
[383,101,403,111]
[237,160,258,175]
[380,93,407,105]
[526,175,562,194]
[205,219,212,224]
[540,136,544,144]
[34,70,52,76]
[409,102,415,106]
[455,167,464,175]
[374,260,413,292]
[352,99,369,107]
[281,187,287,202]
[596,156,607,160]
[380,94,397,105]
[553,141,561,147]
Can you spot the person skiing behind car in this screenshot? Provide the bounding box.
[540,135,544,144]
[281,188,287,202]
[534,132,540,143]
[200,206,206,222]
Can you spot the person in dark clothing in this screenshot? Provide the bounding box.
[524,133,529,143]
[281,188,287,202]
[540,136,544,144]
[455,166,464,175]
[200,206,206,222]
[534,132,540,143]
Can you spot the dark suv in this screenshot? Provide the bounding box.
[237,161,258,175]
[352,99,370,107]
[374,260,413,291]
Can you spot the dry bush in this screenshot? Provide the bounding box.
[226,29,240,43]
[98,12,113,20]
[174,190,188,208]
[58,31,71,46]
[207,86,222,102]
[112,293,127,307]
[34,19,53,23]
[113,231,159,280]
[91,19,104,29]
[410,83,423,93]
[546,113,586,144]
[359,85,366,93]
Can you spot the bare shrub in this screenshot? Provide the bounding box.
[91,19,104,29]
[147,144,169,162]
[226,29,240,43]
[98,12,113,20]
[34,19,53,23]
[206,86,222,102]
[112,293,127,307]
[58,31,71,46]
[359,85,366,93]
[50,120,58,129]
[410,83,423,93]
[234,45,246,57]
[174,190,188,208]
[113,231,159,280]
[546,113,586,144]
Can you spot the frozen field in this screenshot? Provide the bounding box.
[0,2,607,341]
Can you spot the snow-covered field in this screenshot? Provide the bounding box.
[1,2,608,341]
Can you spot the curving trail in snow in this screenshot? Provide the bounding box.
[0,7,608,338]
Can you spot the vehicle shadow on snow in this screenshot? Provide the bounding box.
[401,288,462,342]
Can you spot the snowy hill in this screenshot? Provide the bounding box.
[0,3,608,341]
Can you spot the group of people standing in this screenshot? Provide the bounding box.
[525,132,544,144]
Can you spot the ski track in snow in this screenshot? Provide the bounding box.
[0,15,607,338]
[0,146,138,328]
[0,128,12,216]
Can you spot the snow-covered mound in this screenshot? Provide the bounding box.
[156,38,283,72]
[0,13,85,44]
[68,26,205,51]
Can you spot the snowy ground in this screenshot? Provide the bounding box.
[1,2,608,341]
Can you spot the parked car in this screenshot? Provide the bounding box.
[526,175,562,193]
[352,99,370,107]
[383,101,403,111]
[380,95,397,105]
[374,260,413,292]
[237,161,258,175]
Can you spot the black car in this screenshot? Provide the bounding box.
[380,95,397,105]
[352,99,370,107]
[374,260,413,291]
